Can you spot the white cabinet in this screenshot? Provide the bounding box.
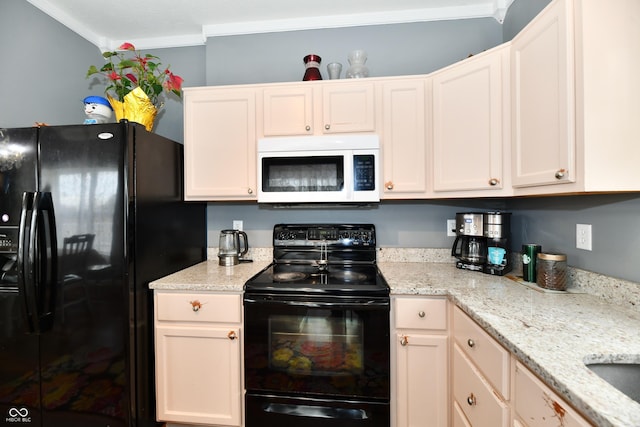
[183,87,257,200]
[260,81,376,137]
[452,306,510,427]
[432,45,511,196]
[513,361,592,427]
[511,0,640,194]
[380,78,431,199]
[393,297,448,427]
[154,291,243,427]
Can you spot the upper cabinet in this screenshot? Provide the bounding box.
[511,0,640,195]
[432,45,511,196]
[259,81,376,137]
[380,78,431,199]
[184,87,257,201]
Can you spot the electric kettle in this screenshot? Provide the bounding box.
[218,229,249,266]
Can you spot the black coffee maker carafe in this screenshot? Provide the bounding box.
[451,213,487,271]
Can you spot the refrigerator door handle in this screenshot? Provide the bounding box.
[17,192,57,334]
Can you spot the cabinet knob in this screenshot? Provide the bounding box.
[228,331,238,340]
[324,124,331,130]
[190,300,202,312]
[247,188,254,194]
[385,181,394,190]
[467,393,477,406]
[467,338,475,348]
[489,178,499,186]
[555,169,567,179]
[400,335,409,346]
[418,311,426,318]
[305,125,311,131]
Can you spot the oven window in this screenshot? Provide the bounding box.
[269,312,364,376]
[262,156,344,192]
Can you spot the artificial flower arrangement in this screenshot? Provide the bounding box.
[86,42,183,130]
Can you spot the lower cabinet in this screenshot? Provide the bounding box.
[154,291,243,427]
[393,297,448,427]
[453,304,593,427]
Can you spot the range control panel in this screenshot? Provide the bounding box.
[274,224,376,247]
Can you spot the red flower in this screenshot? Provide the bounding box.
[118,42,135,51]
[125,73,137,84]
[163,71,184,92]
[107,71,121,81]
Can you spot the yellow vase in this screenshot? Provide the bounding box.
[107,87,158,131]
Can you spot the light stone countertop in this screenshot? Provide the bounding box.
[150,258,640,427]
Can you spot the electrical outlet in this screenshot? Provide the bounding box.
[576,224,592,251]
[233,220,243,231]
[447,219,456,237]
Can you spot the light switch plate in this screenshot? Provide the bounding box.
[233,220,243,231]
[447,219,456,237]
[576,224,592,251]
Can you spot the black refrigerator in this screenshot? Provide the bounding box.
[0,122,206,427]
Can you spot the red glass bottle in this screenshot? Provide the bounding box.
[303,54,322,81]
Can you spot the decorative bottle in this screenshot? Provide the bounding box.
[303,54,322,81]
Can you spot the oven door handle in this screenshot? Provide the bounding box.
[244,296,389,309]
[263,402,369,420]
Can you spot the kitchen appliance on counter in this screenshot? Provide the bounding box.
[218,229,249,266]
[0,123,206,427]
[452,212,512,276]
[257,135,380,204]
[243,224,390,427]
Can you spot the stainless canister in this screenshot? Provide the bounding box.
[536,253,568,291]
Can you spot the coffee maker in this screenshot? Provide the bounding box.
[483,212,511,276]
[451,213,487,272]
[451,212,512,275]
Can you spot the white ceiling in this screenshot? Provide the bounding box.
[27,0,514,51]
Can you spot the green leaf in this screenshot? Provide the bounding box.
[102,51,117,58]
[86,65,99,76]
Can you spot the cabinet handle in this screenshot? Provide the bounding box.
[488,178,499,186]
[467,338,475,348]
[418,311,426,318]
[555,169,567,179]
[190,300,202,312]
[400,335,409,346]
[247,188,253,194]
[305,125,311,131]
[467,393,477,406]
[324,124,330,130]
[385,181,394,190]
[228,331,238,340]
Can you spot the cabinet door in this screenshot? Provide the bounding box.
[321,82,376,133]
[262,86,314,136]
[184,88,257,200]
[513,362,591,427]
[511,0,576,188]
[155,325,242,426]
[381,79,430,198]
[432,46,509,193]
[395,333,448,427]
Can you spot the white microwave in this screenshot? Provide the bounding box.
[257,134,380,204]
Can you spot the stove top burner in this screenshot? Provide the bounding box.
[273,271,309,282]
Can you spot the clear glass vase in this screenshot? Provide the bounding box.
[345,50,369,78]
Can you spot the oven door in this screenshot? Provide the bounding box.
[243,293,390,400]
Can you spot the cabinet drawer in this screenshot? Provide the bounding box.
[156,292,241,323]
[394,297,447,330]
[514,361,592,427]
[453,345,510,427]
[453,306,510,398]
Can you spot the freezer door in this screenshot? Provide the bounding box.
[0,128,42,426]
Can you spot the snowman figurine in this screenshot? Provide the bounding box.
[83,96,113,124]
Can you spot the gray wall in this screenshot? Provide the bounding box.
[3,1,640,284]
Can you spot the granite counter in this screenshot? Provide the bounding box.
[150,260,640,427]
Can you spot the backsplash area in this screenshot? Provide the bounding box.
[206,247,640,312]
